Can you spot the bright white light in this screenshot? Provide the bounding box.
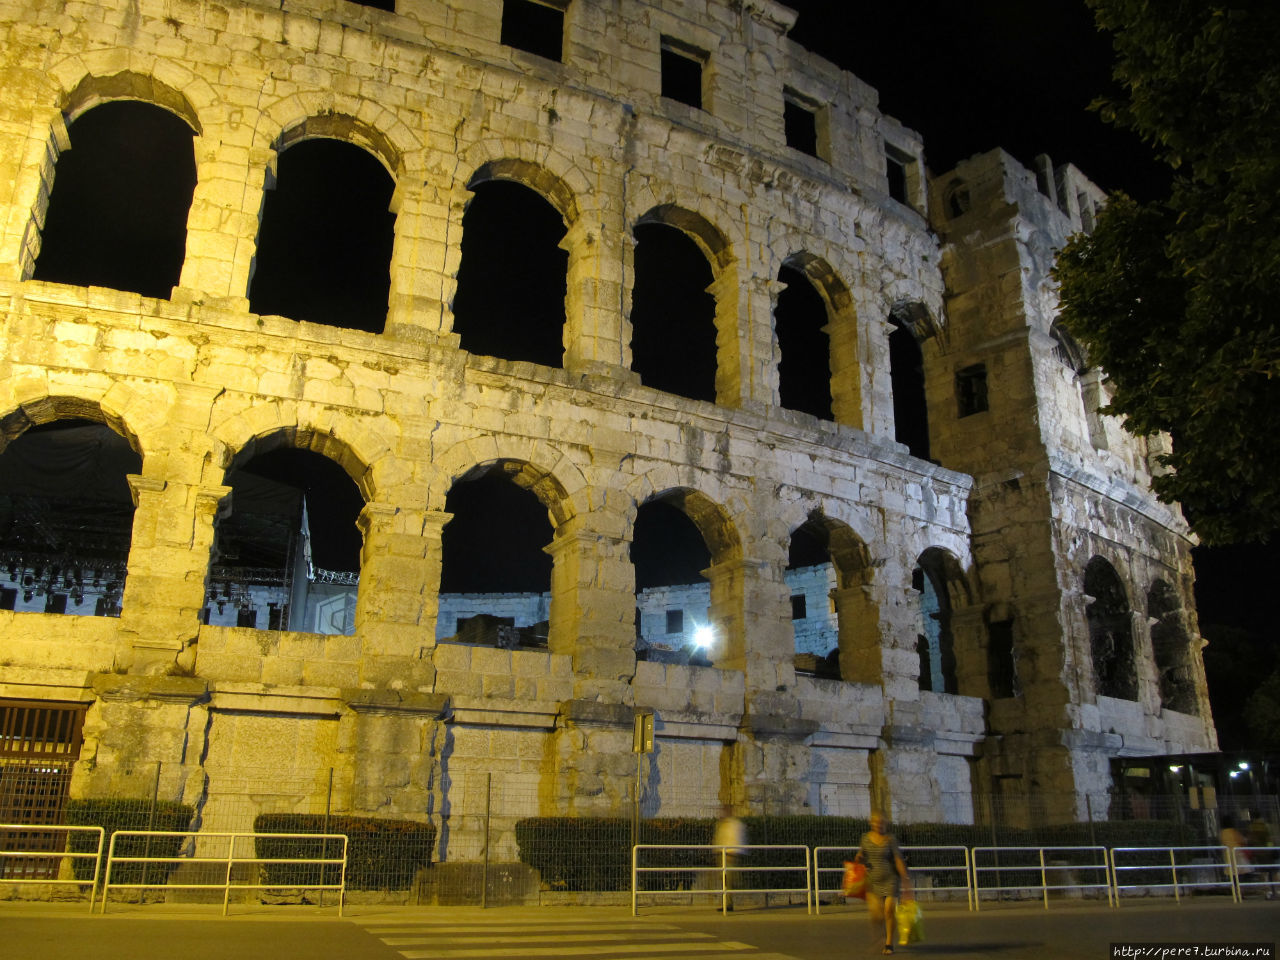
[1238,761,1250,771]
[692,625,714,650]
[1229,770,1240,779]
[1168,765,1182,773]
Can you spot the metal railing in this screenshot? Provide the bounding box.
[811,845,974,914]
[1231,846,1279,899]
[631,844,811,916]
[100,830,348,915]
[972,845,1112,909]
[1110,845,1236,904]
[0,824,103,911]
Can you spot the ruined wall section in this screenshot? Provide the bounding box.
[930,150,1214,808]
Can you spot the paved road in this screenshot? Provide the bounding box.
[0,899,1274,960]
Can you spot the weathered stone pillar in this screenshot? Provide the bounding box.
[704,557,753,673]
[835,581,884,684]
[353,502,442,689]
[827,299,866,430]
[1,105,63,281]
[544,515,635,702]
[862,315,897,440]
[119,477,229,671]
[174,144,272,309]
[340,690,449,819]
[950,606,989,699]
[547,701,639,816]
[710,267,747,408]
[384,181,459,344]
[562,213,633,377]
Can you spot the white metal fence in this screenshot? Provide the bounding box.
[971,845,1112,909]
[100,830,348,916]
[812,845,974,914]
[0,823,103,911]
[1110,845,1237,904]
[630,844,811,916]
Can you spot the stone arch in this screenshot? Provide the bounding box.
[1084,555,1138,701]
[786,509,876,682]
[256,93,420,175]
[274,113,403,182]
[913,546,972,694]
[210,406,391,503]
[60,70,203,133]
[636,203,733,272]
[0,395,143,458]
[432,436,586,528]
[468,158,580,226]
[777,251,861,426]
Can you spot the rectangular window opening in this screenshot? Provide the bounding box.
[956,363,989,417]
[790,594,807,620]
[885,144,915,205]
[783,91,819,158]
[665,609,684,634]
[501,0,566,62]
[661,37,705,110]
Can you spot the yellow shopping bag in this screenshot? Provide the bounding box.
[896,899,924,945]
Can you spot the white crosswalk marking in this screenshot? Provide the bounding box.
[354,916,802,960]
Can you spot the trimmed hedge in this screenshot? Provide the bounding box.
[253,813,436,891]
[63,797,194,885]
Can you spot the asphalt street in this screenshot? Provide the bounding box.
[0,898,1274,960]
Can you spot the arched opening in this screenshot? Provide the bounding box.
[632,495,714,665]
[452,179,568,367]
[32,101,196,298]
[211,447,364,635]
[775,264,833,420]
[787,519,839,679]
[1148,580,1198,714]
[914,549,960,694]
[1084,556,1137,700]
[248,138,395,333]
[0,419,140,617]
[889,318,930,460]
[438,464,554,648]
[630,221,718,402]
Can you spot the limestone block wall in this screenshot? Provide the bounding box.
[0,0,1216,847]
[929,149,1216,804]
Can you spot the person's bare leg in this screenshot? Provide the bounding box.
[865,893,884,946]
[883,894,898,952]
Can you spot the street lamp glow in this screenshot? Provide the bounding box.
[1237,761,1250,771]
[692,624,714,650]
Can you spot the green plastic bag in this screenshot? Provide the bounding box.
[896,899,924,945]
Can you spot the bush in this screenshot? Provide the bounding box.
[253,813,435,891]
[63,797,194,885]
[514,817,632,891]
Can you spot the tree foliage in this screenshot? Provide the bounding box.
[1054,1,1280,544]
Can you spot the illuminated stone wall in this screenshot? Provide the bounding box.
[0,0,1214,869]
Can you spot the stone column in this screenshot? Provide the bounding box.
[562,213,633,378]
[835,581,885,684]
[384,181,460,344]
[118,477,230,672]
[703,557,753,673]
[861,315,897,440]
[544,515,635,702]
[826,300,866,430]
[353,502,443,690]
[710,267,748,409]
[173,143,273,309]
[1,105,64,281]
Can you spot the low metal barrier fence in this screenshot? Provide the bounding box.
[972,845,1112,909]
[0,824,104,911]
[100,830,348,916]
[1110,845,1236,904]
[1232,845,1279,899]
[631,844,811,916]
[811,845,974,914]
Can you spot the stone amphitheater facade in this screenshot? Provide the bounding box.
[0,0,1216,847]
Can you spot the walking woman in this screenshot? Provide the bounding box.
[854,810,912,954]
